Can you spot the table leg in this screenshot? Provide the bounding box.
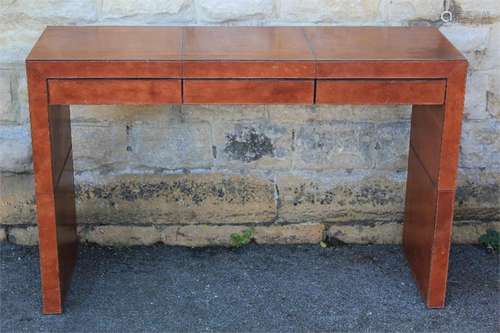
[27,68,77,314]
[404,64,467,308]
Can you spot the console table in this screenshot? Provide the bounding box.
[26,26,467,314]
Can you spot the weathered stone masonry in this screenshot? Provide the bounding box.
[0,0,499,246]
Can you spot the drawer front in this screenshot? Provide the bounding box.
[316,79,446,105]
[48,79,181,105]
[183,79,314,104]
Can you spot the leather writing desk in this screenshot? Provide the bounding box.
[26,26,467,314]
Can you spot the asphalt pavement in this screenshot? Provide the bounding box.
[1,242,498,332]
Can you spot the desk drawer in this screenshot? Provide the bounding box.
[316,79,446,105]
[183,79,314,104]
[48,79,182,105]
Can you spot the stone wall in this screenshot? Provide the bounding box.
[0,0,498,246]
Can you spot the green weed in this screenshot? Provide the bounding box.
[230,228,253,248]
[479,229,499,254]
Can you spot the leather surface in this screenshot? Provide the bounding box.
[25,26,468,313]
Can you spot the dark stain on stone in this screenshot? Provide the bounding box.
[191,193,204,205]
[454,207,499,222]
[319,190,335,205]
[458,15,499,24]
[224,127,274,162]
[76,177,270,206]
[274,182,281,210]
[408,18,442,27]
[447,0,498,24]
[355,185,395,206]
[212,145,217,159]
[286,179,499,222]
[448,0,463,20]
[456,181,500,206]
[447,0,486,24]
[325,233,347,247]
[93,187,113,201]
[126,124,132,152]
[290,181,402,208]
[451,0,494,24]
[292,183,316,206]
[406,0,496,27]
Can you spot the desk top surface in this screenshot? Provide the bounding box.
[28,26,464,62]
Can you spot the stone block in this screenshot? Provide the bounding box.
[327,221,500,245]
[8,226,38,246]
[181,105,267,123]
[0,67,28,124]
[440,25,490,70]
[15,69,28,124]
[71,105,181,124]
[161,223,325,247]
[326,221,500,244]
[0,16,45,63]
[161,225,247,247]
[486,70,500,118]
[128,122,213,170]
[452,222,500,244]
[460,121,500,170]
[0,125,31,172]
[75,173,276,225]
[455,171,500,222]
[2,0,97,21]
[371,122,410,170]
[294,122,374,170]
[293,121,409,171]
[279,0,380,23]
[379,0,442,24]
[0,173,35,225]
[464,70,489,120]
[101,0,193,21]
[277,172,406,224]
[197,0,274,23]
[0,1,97,63]
[253,223,325,244]
[212,121,291,171]
[0,70,15,123]
[327,222,402,244]
[455,0,500,22]
[78,225,161,246]
[481,23,500,71]
[72,124,128,172]
[268,105,411,124]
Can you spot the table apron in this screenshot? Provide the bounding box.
[47,78,446,105]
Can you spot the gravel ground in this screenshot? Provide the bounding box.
[1,242,498,332]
